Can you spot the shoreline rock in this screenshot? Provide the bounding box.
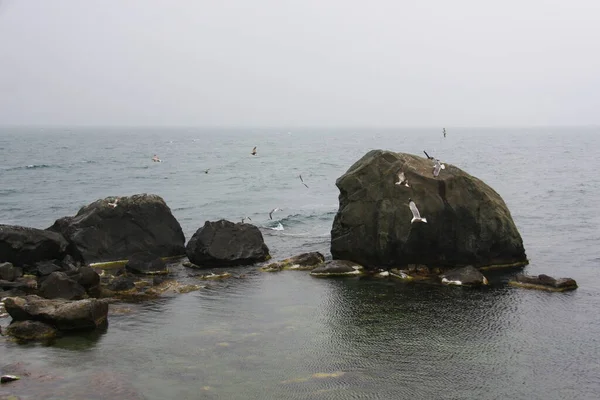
[310,260,363,277]
[509,274,577,292]
[0,225,68,267]
[261,252,325,272]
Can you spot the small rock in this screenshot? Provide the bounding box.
[0,263,22,282]
[440,266,489,286]
[107,276,136,292]
[310,260,363,277]
[5,320,58,342]
[39,272,87,300]
[509,274,578,292]
[126,252,168,275]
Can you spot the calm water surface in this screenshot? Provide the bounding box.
[1,127,599,399]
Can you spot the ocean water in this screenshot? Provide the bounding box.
[1,126,599,399]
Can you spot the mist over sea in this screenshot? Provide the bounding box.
[1,126,599,399]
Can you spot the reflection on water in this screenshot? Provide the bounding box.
[2,269,599,400]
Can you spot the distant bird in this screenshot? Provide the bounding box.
[443,128,447,138]
[204,169,210,174]
[251,146,257,156]
[299,174,309,188]
[241,216,252,223]
[152,154,161,162]
[408,198,427,224]
[107,197,120,208]
[433,159,446,177]
[395,171,410,187]
[423,150,434,160]
[269,208,282,220]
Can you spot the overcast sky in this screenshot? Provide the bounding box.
[0,0,599,127]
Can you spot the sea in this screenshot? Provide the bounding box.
[0,126,599,399]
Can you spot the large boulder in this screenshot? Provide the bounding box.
[0,225,68,266]
[47,194,185,264]
[4,295,108,331]
[330,150,528,270]
[186,220,270,267]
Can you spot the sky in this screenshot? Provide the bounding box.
[0,0,599,127]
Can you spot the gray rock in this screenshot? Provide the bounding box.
[4,295,108,331]
[510,274,578,292]
[330,150,528,269]
[47,194,185,264]
[0,224,68,267]
[186,220,270,267]
[39,272,87,300]
[310,260,364,276]
[440,266,489,286]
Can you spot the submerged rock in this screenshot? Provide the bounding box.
[4,295,108,331]
[5,320,58,342]
[509,274,578,292]
[330,150,528,269]
[0,225,68,267]
[186,220,270,267]
[125,252,168,275]
[47,194,185,264]
[440,266,489,286]
[261,252,325,272]
[310,260,364,277]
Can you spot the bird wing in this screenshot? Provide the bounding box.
[423,150,431,159]
[269,209,274,219]
[409,201,421,219]
[397,171,405,183]
[299,174,304,182]
[433,163,441,177]
[303,183,309,188]
[252,146,257,152]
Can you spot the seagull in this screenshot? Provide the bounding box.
[395,171,410,187]
[107,197,120,208]
[423,150,434,160]
[443,128,446,138]
[251,146,257,156]
[204,169,210,174]
[299,174,309,188]
[241,217,252,223]
[433,159,446,177]
[408,198,427,224]
[152,154,161,162]
[269,208,282,220]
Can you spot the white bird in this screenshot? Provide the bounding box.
[408,198,427,224]
[395,171,410,187]
[107,197,120,208]
[433,159,446,177]
[251,146,257,156]
[299,174,309,188]
[269,208,281,220]
[204,168,210,174]
[152,154,161,162]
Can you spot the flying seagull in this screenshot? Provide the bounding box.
[443,128,446,138]
[395,171,410,187]
[269,208,282,220]
[251,146,257,156]
[241,216,252,223]
[408,198,427,224]
[299,174,309,188]
[433,159,446,177]
[204,168,210,174]
[423,150,434,160]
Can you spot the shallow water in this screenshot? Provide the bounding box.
[1,127,599,399]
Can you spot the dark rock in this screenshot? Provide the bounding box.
[34,260,63,276]
[186,220,270,267]
[330,150,528,269]
[260,252,325,272]
[0,262,22,282]
[0,224,68,267]
[125,252,168,275]
[47,194,185,264]
[5,320,58,342]
[66,267,101,290]
[0,288,26,298]
[4,295,109,331]
[107,276,136,292]
[441,265,489,286]
[39,272,87,300]
[60,254,81,271]
[510,274,578,292]
[0,277,36,291]
[310,260,364,276]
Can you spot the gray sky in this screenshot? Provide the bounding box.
[1,0,599,127]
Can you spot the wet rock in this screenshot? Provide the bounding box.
[106,276,136,292]
[310,260,364,277]
[440,266,489,286]
[196,272,232,280]
[47,194,186,264]
[509,274,578,292]
[0,225,69,267]
[4,295,108,331]
[0,277,36,291]
[186,219,270,267]
[261,252,325,272]
[330,150,528,269]
[39,272,87,300]
[0,262,22,282]
[5,320,58,342]
[125,252,168,275]
[67,267,101,290]
[33,261,63,277]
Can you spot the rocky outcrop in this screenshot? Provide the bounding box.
[310,260,363,277]
[47,194,185,264]
[4,295,108,331]
[125,252,168,275]
[186,220,270,267]
[509,274,578,292]
[5,320,58,342]
[440,266,489,286]
[0,225,68,267]
[261,252,325,272]
[331,150,528,270]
